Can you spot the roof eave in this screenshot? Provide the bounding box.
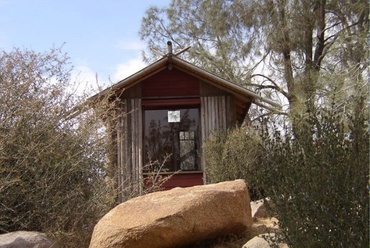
[170,56,281,108]
[88,54,281,111]
[88,56,168,102]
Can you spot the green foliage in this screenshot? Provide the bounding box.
[140,0,254,83]
[205,102,369,247]
[204,126,264,200]
[0,48,115,247]
[257,107,369,247]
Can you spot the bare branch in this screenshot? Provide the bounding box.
[250,74,289,98]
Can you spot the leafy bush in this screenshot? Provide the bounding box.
[204,126,265,200]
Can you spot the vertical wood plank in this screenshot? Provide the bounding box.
[137,99,143,195]
[221,95,227,130]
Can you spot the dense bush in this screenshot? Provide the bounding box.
[259,108,369,247]
[204,126,265,200]
[204,104,369,247]
[0,48,115,247]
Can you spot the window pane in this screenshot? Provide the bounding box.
[180,131,196,170]
[144,108,199,172]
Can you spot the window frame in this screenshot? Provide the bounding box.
[142,99,201,173]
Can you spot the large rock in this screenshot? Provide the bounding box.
[0,231,59,248]
[89,180,252,248]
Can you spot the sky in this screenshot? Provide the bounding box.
[0,0,171,93]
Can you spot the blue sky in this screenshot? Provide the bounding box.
[0,0,171,91]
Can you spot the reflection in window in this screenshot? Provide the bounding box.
[144,108,199,172]
[179,131,196,170]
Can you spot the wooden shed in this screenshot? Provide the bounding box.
[90,43,278,201]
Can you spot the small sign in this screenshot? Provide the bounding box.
[168,110,180,122]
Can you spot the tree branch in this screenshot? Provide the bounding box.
[250,74,289,98]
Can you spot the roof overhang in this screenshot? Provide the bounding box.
[88,54,281,112]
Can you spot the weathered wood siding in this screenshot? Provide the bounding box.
[116,98,142,201]
[200,81,237,136]
[200,96,233,136]
[199,82,237,182]
[108,83,143,202]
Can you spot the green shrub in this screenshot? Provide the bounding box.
[258,109,369,247]
[204,126,265,200]
[204,106,368,247]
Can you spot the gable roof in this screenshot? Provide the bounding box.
[88,54,280,112]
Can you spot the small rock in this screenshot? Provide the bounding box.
[0,231,59,248]
[243,233,289,248]
[242,236,271,248]
[250,199,273,219]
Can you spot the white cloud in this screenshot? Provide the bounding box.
[69,55,148,97]
[71,65,108,96]
[112,57,147,83]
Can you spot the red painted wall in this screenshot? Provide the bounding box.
[141,68,200,98]
[144,172,204,191]
[161,172,204,190]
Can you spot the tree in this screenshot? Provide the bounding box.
[140,0,368,125]
[0,47,114,247]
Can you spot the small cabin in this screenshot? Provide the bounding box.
[90,42,278,201]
